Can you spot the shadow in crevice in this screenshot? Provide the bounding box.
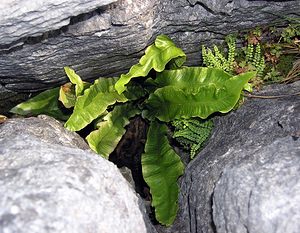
[209,193,218,233]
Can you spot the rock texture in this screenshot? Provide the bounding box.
[157,82,300,233]
[213,136,300,233]
[1,0,300,113]
[0,115,89,150]
[0,0,117,45]
[0,116,154,233]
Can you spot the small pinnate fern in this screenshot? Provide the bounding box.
[202,35,266,78]
[171,118,213,159]
[245,43,265,77]
[202,35,236,73]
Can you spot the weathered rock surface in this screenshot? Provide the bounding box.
[0,116,154,233]
[1,0,300,113]
[213,136,300,233]
[157,82,300,233]
[0,0,117,45]
[0,115,89,150]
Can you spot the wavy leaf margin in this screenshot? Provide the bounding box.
[115,35,186,94]
[142,121,184,226]
[144,68,256,121]
[65,77,127,131]
[86,103,140,159]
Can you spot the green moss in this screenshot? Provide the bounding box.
[277,54,296,77]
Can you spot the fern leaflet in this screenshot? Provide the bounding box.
[171,118,213,159]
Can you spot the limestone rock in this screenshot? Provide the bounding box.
[0,0,117,45]
[156,82,300,233]
[213,136,300,233]
[0,115,89,150]
[1,0,300,114]
[0,116,153,233]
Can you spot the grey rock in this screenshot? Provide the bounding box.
[0,117,153,233]
[0,136,148,233]
[119,166,136,189]
[0,115,89,150]
[0,0,117,45]
[213,137,300,233]
[1,0,300,112]
[156,82,300,233]
[0,0,155,92]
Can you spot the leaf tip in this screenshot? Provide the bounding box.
[115,81,126,94]
[9,106,19,114]
[64,121,75,132]
[63,66,73,75]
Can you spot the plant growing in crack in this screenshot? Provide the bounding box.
[11,35,255,226]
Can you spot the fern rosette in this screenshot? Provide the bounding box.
[10,34,256,227]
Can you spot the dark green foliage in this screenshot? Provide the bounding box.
[281,22,300,43]
[142,121,184,226]
[10,34,255,226]
[277,54,296,77]
[172,118,213,159]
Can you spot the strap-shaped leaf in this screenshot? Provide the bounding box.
[59,82,91,108]
[64,66,84,96]
[65,77,128,131]
[10,87,69,121]
[115,35,186,94]
[144,69,256,121]
[59,83,76,108]
[86,103,140,159]
[142,121,184,226]
[155,67,232,90]
[155,67,255,95]
[59,67,91,108]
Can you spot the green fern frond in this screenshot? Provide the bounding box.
[214,46,227,64]
[245,43,265,77]
[202,45,209,65]
[253,44,261,68]
[173,129,201,142]
[257,56,266,77]
[201,35,236,73]
[246,44,254,62]
[226,35,236,71]
[171,118,213,159]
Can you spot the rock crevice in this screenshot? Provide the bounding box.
[156,81,300,233]
[0,115,156,233]
[0,0,299,104]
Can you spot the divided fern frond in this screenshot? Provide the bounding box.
[226,35,236,71]
[173,129,201,142]
[244,43,265,77]
[202,45,209,66]
[246,44,254,62]
[201,35,236,73]
[214,46,227,67]
[257,56,266,77]
[171,118,213,159]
